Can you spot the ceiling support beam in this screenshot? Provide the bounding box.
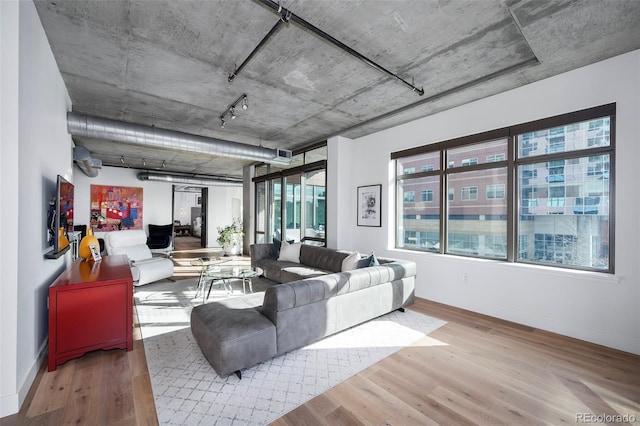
[231,0,424,96]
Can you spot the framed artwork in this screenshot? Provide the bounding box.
[357,184,382,227]
[90,184,143,231]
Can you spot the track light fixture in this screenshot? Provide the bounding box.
[219,94,248,128]
[120,156,125,164]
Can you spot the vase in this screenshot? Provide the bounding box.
[223,240,240,256]
[58,227,69,250]
[79,227,99,261]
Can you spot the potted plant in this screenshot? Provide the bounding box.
[217,219,244,256]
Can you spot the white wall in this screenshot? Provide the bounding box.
[1,0,73,416]
[332,50,640,355]
[207,186,243,247]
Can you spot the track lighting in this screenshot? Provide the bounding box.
[219,94,248,128]
[162,160,166,168]
[142,158,146,166]
[120,156,125,164]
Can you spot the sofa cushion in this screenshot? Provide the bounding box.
[255,258,331,283]
[278,241,301,263]
[299,245,350,273]
[341,251,361,271]
[269,238,294,258]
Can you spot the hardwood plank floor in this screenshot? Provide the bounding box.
[4,242,639,424]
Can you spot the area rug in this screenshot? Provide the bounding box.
[135,279,446,425]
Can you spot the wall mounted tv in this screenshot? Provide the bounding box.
[45,175,74,259]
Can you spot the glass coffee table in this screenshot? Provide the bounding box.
[193,263,262,303]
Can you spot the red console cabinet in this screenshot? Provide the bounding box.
[48,254,133,371]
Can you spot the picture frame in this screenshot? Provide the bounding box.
[357,184,382,227]
[89,243,102,262]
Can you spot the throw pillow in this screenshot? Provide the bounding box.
[270,238,295,258]
[357,251,381,268]
[357,253,372,269]
[270,238,282,258]
[278,240,302,263]
[342,251,361,271]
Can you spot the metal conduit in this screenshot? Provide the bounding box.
[233,0,423,95]
[137,172,243,187]
[67,112,291,165]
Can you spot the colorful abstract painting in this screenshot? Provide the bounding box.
[90,185,143,231]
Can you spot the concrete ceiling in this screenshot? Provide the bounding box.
[34,0,640,179]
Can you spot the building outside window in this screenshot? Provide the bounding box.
[253,143,327,246]
[393,104,614,272]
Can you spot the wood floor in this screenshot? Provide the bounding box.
[4,240,639,425]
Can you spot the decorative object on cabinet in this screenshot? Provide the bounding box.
[78,226,99,261]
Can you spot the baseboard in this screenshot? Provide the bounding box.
[0,392,19,418]
[5,339,49,417]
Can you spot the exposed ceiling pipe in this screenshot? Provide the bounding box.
[73,145,102,177]
[137,172,243,187]
[67,112,292,165]
[242,0,423,96]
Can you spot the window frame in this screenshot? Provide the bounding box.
[392,103,615,273]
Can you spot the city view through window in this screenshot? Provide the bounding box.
[395,105,613,272]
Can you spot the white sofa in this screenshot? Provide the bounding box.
[104,230,174,286]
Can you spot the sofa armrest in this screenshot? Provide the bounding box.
[250,244,274,267]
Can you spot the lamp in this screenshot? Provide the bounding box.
[219,94,248,128]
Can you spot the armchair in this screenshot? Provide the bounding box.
[146,224,174,257]
[105,230,174,286]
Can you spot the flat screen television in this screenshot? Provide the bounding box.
[46,175,74,258]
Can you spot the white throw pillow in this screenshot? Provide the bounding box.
[341,251,361,271]
[278,240,302,263]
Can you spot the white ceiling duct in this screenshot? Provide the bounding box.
[67,112,292,165]
[137,172,243,187]
[73,145,102,177]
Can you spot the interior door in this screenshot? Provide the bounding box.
[200,187,208,247]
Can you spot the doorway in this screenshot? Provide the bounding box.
[172,185,206,247]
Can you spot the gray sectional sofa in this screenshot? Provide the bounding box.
[190,243,416,378]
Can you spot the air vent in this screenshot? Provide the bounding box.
[276,148,292,160]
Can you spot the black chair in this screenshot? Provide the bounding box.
[146,224,174,256]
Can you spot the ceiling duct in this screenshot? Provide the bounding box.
[73,145,102,177]
[137,172,243,187]
[67,112,292,165]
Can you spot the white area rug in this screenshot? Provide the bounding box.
[135,279,446,425]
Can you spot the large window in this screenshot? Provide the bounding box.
[393,104,615,273]
[254,143,327,246]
